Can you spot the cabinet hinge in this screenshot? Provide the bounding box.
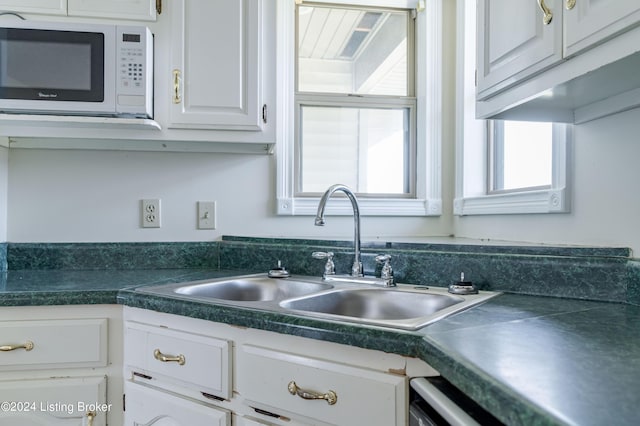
[262,104,268,124]
[122,393,125,412]
[156,0,162,15]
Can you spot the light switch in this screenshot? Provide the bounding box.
[197,201,216,229]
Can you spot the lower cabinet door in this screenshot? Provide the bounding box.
[0,376,107,426]
[233,414,276,426]
[124,381,230,426]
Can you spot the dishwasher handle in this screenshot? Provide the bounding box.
[410,377,481,426]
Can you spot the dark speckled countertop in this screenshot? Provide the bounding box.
[2,238,640,426]
[0,269,235,305]
[117,286,640,426]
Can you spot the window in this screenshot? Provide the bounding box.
[277,0,445,216]
[454,0,571,216]
[296,3,414,197]
[489,120,553,193]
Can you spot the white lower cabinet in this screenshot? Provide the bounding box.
[0,318,107,370]
[0,376,107,426]
[124,381,230,426]
[124,321,231,399]
[234,414,281,426]
[123,306,437,426]
[238,345,406,426]
[0,305,123,426]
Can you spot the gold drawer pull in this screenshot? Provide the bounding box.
[537,0,553,25]
[0,341,34,352]
[287,381,337,405]
[153,348,185,365]
[86,410,96,426]
[566,0,576,10]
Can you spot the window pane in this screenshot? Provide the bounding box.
[297,5,408,96]
[497,121,553,191]
[299,106,409,195]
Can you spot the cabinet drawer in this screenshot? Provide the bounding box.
[124,322,231,399]
[124,381,230,426]
[0,375,107,426]
[238,345,406,426]
[0,318,107,370]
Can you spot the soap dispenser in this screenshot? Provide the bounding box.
[448,272,478,295]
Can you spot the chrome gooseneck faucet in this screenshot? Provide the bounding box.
[314,184,363,277]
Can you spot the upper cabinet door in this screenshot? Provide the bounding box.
[0,0,66,15]
[67,0,156,21]
[563,0,640,57]
[476,0,562,99]
[168,0,265,131]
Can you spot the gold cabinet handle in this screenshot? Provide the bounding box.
[86,411,96,426]
[537,0,553,25]
[153,348,185,365]
[287,381,337,405]
[566,0,576,10]
[0,341,34,352]
[172,69,182,104]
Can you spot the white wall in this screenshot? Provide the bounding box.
[454,107,640,253]
[0,145,7,241]
[5,107,640,252]
[6,148,443,243]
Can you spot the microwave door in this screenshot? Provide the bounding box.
[0,25,116,116]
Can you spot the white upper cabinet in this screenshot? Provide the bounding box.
[168,0,266,131]
[0,0,156,20]
[68,0,157,21]
[476,0,640,123]
[563,0,640,57]
[0,0,277,153]
[477,0,562,98]
[0,0,66,15]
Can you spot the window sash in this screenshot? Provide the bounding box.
[294,95,417,197]
[487,120,553,195]
[276,0,444,217]
[294,95,417,198]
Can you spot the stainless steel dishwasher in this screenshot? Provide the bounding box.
[410,377,504,426]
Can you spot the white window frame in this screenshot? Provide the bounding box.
[276,0,444,216]
[453,0,572,216]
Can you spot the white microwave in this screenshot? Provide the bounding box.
[0,20,153,118]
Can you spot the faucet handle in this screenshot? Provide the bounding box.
[312,251,335,277]
[375,254,394,283]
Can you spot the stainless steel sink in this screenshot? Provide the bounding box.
[136,274,499,330]
[278,286,494,329]
[137,275,332,302]
[279,288,464,319]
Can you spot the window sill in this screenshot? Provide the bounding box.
[277,197,441,216]
[453,188,570,216]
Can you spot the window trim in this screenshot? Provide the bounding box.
[453,0,572,216]
[276,0,444,216]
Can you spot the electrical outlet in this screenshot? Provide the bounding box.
[141,199,161,228]
[197,201,216,229]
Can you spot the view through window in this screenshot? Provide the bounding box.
[296,3,415,197]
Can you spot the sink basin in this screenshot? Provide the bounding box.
[279,286,497,329]
[138,275,332,302]
[136,274,499,330]
[280,289,464,320]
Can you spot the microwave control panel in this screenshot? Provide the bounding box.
[116,26,153,118]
